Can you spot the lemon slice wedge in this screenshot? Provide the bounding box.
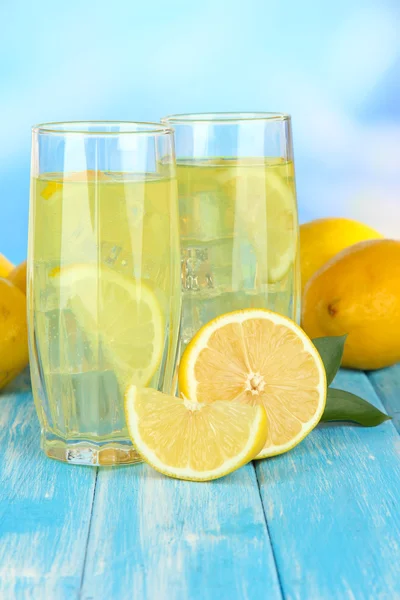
[124,386,268,481]
[52,264,164,388]
[179,309,326,459]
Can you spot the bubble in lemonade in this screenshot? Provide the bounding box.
[29,171,180,455]
[177,157,300,345]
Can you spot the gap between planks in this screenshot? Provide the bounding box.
[79,467,99,596]
[254,464,286,600]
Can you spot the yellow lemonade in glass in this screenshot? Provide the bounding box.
[177,157,300,345]
[28,171,180,464]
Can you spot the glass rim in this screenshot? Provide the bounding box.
[162,112,291,124]
[32,121,173,136]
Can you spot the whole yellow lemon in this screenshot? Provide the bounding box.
[0,278,29,389]
[8,260,27,294]
[300,218,383,293]
[302,239,400,370]
[0,253,14,278]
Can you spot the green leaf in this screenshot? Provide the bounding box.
[321,388,391,426]
[312,335,347,386]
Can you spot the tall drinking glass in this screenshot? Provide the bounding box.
[28,122,180,466]
[162,112,300,347]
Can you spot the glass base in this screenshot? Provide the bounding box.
[42,434,143,466]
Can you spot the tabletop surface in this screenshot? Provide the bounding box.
[1,366,399,600]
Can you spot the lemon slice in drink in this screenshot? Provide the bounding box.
[263,171,298,282]
[221,160,298,283]
[52,264,164,388]
[124,386,268,481]
[179,309,326,459]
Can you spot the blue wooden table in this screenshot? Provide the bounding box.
[1,367,399,599]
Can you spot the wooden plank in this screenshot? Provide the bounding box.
[80,462,282,600]
[0,391,96,599]
[368,364,400,434]
[255,369,400,600]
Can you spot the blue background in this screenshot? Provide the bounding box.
[1,0,399,263]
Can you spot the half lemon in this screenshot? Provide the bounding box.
[179,309,326,459]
